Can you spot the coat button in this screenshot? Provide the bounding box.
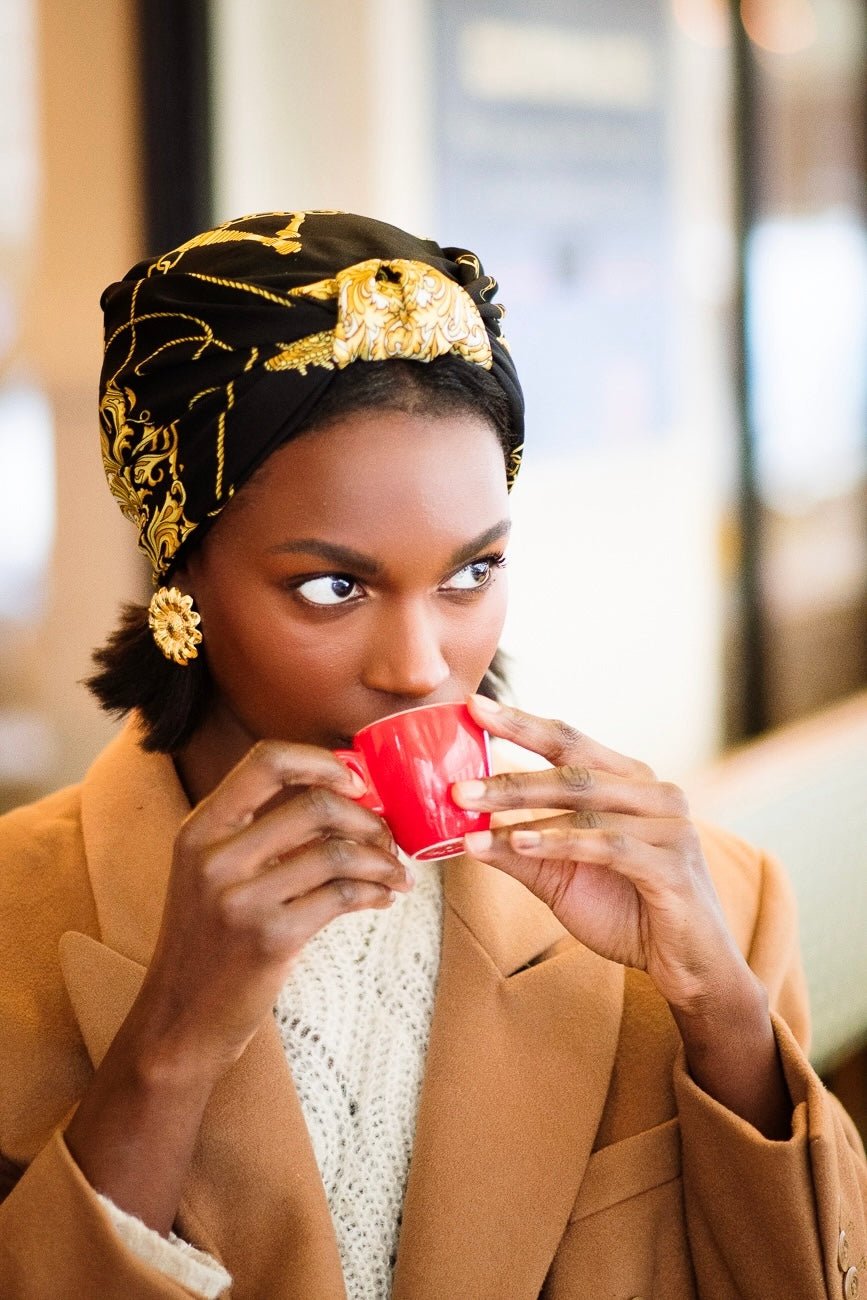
[843,1265,859,1299]
[839,1230,852,1272]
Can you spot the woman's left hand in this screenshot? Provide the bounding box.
[455,695,754,1020]
[456,695,794,1139]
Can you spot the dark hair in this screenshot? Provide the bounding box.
[87,356,513,752]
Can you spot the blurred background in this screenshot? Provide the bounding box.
[1,0,865,1117]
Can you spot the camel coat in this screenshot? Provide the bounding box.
[0,723,865,1299]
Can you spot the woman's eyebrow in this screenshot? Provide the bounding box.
[447,519,511,570]
[267,539,383,578]
[268,519,511,578]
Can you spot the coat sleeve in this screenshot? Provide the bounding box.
[675,847,867,1300]
[0,1128,226,1299]
[0,794,230,1299]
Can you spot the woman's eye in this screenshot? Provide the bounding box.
[295,574,361,606]
[443,558,498,591]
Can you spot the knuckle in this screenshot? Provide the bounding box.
[660,782,690,816]
[504,707,532,737]
[492,771,528,803]
[375,822,398,852]
[570,809,602,831]
[557,764,593,796]
[175,815,208,859]
[672,820,701,855]
[197,846,230,888]
[333,877,361,909]
[250,737,283,770]
[214,886,248,930]
[604,831,629,856]
[303,784,341,825]
[322,836,354,873]
[252,917,287,961]
[550,718,584,757]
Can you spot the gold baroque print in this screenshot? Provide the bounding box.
[288,260,494,370]
[99,378,196,575]
[505,442,523,489]
[99,380,145,528]
[265,332,336,376]
[148,212,310,276]
[147,482,197,576]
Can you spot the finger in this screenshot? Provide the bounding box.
[509,825,661,880]
[454,765,688,820]
[253,877,399,961]
[221,840,411,920]
[492,809,694,850]
[467,694,653,779]
[186,739,368,840]
[202,785,397,885]
[464,824,669,897]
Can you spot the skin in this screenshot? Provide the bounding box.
[65,403,791,1240]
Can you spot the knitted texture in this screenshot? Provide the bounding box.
[274,858,443,1299]
[95,1193,232,1298]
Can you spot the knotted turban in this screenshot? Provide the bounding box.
[98,210,524,579]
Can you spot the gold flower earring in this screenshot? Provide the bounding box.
[147,586,203,666]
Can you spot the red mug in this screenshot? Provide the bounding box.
[334,701,492,861]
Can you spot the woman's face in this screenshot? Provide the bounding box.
[179,406,511,753]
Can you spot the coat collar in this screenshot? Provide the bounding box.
[61,722,624,1299]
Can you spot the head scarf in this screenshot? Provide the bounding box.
[99,211,524,579]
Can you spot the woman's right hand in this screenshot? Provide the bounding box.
[134,739,411,1081]
[64,740,409,1233]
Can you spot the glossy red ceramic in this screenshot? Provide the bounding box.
[335,701,491,860]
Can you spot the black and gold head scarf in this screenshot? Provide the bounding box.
[99,211,524,579]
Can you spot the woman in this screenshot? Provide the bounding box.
[0,211,864,1299]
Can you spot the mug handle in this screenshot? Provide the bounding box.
[333,749,386,814]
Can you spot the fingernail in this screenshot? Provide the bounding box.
[511,830,541,849]
[453,779,487,804]
[471,693,501,712]
[344,768,367,794]
[464,829,493,853]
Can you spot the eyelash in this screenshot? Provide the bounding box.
[291,551,508,609]
[446,552,508,593]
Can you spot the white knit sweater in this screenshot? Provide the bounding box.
[97,858,444,1298]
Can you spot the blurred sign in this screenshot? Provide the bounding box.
[434,0,676,456]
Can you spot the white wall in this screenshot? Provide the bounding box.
[211,0,434,235]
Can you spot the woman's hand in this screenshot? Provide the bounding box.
[66,739,409,1232]
[455,696,749,1018]
[136,739,411,1079]
[455,695,792,1139]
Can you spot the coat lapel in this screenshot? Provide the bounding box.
[393,855,625,1300]
[66,725,625,1299]
[65,724,348,1299]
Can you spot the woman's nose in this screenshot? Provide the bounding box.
[361,602,450,699]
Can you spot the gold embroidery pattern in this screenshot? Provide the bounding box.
[100,213,518,578]
[149,212,309,275]
[506,442,523,488]
[266,331,336,376]
[215,381,234,502]
[99,378,196,575]
[286,260,494,371]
